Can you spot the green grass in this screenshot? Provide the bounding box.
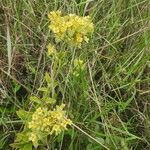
[0,0,150,149]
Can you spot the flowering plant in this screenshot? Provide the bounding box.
[11,73,72,149]
[12,10,94,150]
[48,11,94,47]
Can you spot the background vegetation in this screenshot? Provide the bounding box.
[0,0,150,149]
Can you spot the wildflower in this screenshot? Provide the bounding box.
[28,104,72,145]
[48,10,61,20]
[47,43,56,56]
[76,33,83,43]
[29,133,37,143]
[48,11,94,47]
[50,104,72,135]
[28,133,38,147]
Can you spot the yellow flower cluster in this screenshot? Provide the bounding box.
[28,133,38,146]
[48,11,94,47]
[28,104,72,145]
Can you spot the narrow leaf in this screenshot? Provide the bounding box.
[30,96,41,104]
[45,72,51,83]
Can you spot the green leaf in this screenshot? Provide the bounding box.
[38,87,48,92]
[10,131,31,149]
[45,72,51,84]
[23,143,32,150]
[44,97,56,104]
[16,110,32,121]
[29,96,41,104]
[16,132,29,142]
[14,84,21,93]
[10,142,32,150]
[12,80,21,93]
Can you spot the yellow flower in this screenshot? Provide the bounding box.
[28,103,72,145]
[51,124,61,135]
[66,21,73,28]
[47,43,56,56]
[76,33,83,43]
[36,107,43,115]
[29,133,37,143]
[52,27,60,33]
[51,104,72,134]
[48,10,61,20]
[48,10,94,47]
[28,121,36,129]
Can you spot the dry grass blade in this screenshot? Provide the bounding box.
[5,15,12,75]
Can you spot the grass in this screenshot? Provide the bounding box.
[0,0,150,149]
